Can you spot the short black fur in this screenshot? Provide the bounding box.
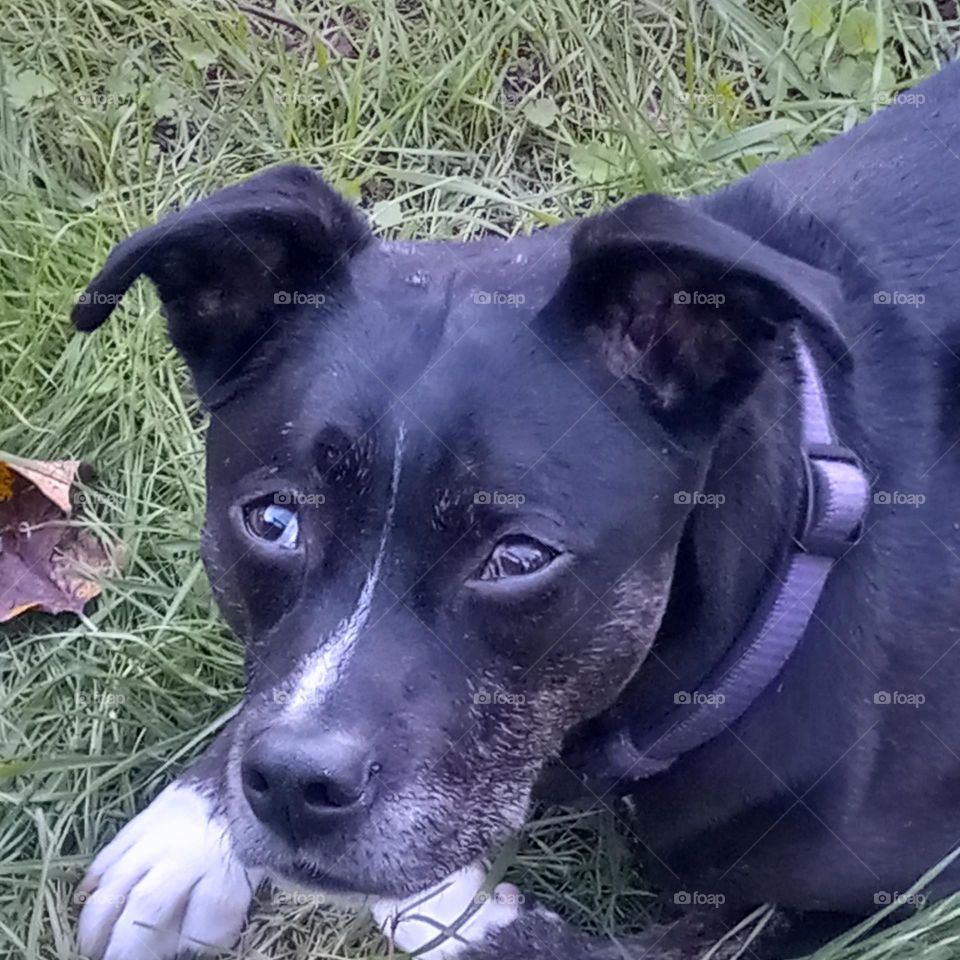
[75,61,960,960]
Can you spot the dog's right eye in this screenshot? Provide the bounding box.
[243,496,300,549]
[478,535,558,581]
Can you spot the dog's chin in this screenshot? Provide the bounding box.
[248,803,528,902]
[232,807,497,901]
[267,862,383,905]
[266,850,480,903]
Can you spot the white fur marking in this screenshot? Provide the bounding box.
[290,423,407,710]
[77,782,263,960]
[372,863,521,959]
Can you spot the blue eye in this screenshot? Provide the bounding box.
[243,497,300,549]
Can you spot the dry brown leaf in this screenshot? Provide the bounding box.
[0,455,108,622]
[3,457,81,514]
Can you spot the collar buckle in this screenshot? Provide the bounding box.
[799,443,870,559]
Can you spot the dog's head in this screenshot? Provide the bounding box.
[76,166,838,897]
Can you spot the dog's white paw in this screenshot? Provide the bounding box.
[372,863,521,960]
[77,782,263,960]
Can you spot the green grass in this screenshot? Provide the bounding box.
[2,1,960,957]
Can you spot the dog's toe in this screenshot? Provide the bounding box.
[178,866,260,952]
[77,783,262,960]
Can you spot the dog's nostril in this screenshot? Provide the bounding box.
[243,765,270,796]
[303,779,335,809]
[302,774,365,809]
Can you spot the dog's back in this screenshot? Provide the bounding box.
[706,60,960,339]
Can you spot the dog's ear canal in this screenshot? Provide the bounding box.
[546,194,842,435]
[72,165,369,401]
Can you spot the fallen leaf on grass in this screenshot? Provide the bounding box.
[0,456,108,622]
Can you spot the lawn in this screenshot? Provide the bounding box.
[2,1,960,958]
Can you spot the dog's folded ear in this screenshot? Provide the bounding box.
[73,165,369,400]
[548,194,844,435]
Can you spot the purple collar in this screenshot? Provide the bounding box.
[594,333,870,785]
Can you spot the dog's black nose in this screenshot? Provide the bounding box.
[241,726,377,843]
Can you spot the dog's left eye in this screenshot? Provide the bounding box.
[243,497,300,549]
[479,535,558,580]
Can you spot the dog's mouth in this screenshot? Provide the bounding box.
[271,853,478,902]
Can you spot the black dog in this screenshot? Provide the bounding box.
[74,61,960,960]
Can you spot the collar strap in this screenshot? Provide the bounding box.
[596,333,870,783]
